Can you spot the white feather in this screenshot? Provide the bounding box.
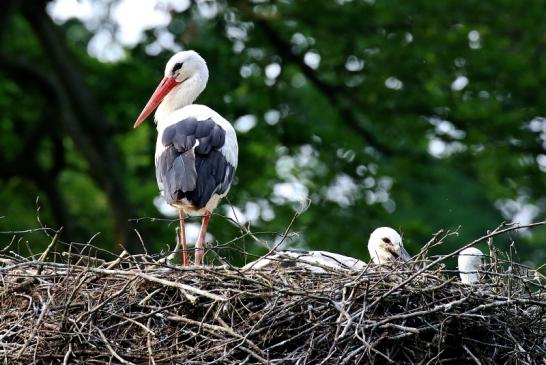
[243,251,366,273]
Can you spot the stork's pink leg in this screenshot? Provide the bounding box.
[195,210,211,266]
[178,209,189,266]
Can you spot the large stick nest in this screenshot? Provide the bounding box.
[0,226,545,364]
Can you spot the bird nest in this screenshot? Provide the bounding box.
[0,225,545,364]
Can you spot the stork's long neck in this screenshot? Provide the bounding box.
[155,72,207,126]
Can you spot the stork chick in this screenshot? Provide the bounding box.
[368,226,410,264]
[243,227,410,272]
[458,247,484,284]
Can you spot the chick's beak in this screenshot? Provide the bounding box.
[399,245,411,261]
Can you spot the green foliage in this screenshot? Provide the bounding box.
[0,0,545,268]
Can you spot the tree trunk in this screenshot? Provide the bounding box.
[20,1,142,253]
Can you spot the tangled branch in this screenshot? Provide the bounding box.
[0,223,545,364]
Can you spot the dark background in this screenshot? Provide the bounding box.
[1,0,545,269]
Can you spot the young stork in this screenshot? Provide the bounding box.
[134,51,238,266]
[368,226,411,264]
[458,247,484,284]
[242,227,410,272]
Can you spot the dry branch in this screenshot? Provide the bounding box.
[0,224,545,364]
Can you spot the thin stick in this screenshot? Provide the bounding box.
[244,200,308,269]
[137,272,226,302]
[16,296,52,357]
[97,327,135,365]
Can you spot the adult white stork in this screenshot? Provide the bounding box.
[243,227,410,272]
[458,247,484,284]
[134,50,238,266]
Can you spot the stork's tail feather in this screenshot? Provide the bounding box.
[164,150,197,205]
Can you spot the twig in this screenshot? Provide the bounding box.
[16,296,52,357]
[136,272,227,302]
[244,200,309,269]
[166,315,268,363]
[463,344,482,365]
[96,327,135,365]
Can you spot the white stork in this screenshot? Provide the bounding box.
[243,227,410,272]
[134,50,238,266]
[458,247,484,284]
[368,226,411,264]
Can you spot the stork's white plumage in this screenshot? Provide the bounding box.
[458,247,484,284]
[243,227,410,272]
[243,249,367,273]
[134,51,238,266]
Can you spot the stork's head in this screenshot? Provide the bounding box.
[134,50,209,128]
[458,247,484,284]
[367,227,410,264]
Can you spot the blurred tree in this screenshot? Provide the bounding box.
[0,0,545,266]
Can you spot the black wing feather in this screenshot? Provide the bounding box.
[157,117,235,209]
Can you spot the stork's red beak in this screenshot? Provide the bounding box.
[134,76,178,128]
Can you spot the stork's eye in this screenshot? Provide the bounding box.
[172,62,183,74]
[382,237,391,244]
